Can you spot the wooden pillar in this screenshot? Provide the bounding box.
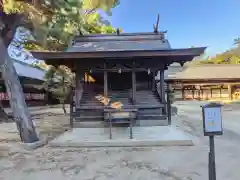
[181,84,185,100]
[160,70,165,102]
[104,62,108,98]
[166,83,171,125]
[192,89,194,99]
[160,69,167,115]
[69,86,74,128]
[220,87,222,98]
[132,61,136,104]
[87,73,89,84]
[200,86,204,99]
[147,74,151,88]
[75,70,84,107]
[228,84,232,100]
[152,70,156,91]
[197,86,200,100]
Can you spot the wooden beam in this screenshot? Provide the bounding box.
[165,79,240,85]
[83,68,148,72]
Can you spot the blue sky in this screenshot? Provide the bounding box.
[109,0,240,56]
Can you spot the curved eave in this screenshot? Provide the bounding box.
[31,47,206,61]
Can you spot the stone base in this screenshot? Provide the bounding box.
[21,137,48,150]
[49,126,193,147]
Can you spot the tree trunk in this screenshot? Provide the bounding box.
[0,38,38,143]
[61,76,67,115]
[0,102,10,122]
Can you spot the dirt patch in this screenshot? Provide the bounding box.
[0,104,239,179]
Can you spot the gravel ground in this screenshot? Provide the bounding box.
[0,101,239,180]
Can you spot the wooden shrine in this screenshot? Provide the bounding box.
[32,32,206,128]
[166,64,240,101]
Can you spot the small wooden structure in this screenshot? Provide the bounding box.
[32,32,205,127]
[166,64,240,101]
[0,60,51,106]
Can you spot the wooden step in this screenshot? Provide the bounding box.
[137,114,167,120]
[136,119,168,126]
[73,121,105,128]
[137,110,163,115]
[77,106,104,110]
[74,116,104,121]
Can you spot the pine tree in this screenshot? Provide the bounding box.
[0,0,119,143]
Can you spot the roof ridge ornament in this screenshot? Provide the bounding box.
[153,14,167,41]
[153,14,160,34]
[116,28,120,35]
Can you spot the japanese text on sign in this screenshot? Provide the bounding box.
[204,107,222,133]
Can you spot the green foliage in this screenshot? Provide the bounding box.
[1,0,119,51]
[197,47,240,65]
[234,37,240,47]
[40,65,74,104]
[1,0,119,111]
[196,37,240,65]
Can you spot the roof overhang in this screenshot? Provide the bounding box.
[32,47,206,61]
[165,78,240,84]
[165,64,240,84]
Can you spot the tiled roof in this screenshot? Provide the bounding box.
[67,32,171,52]
[12,60,45,81]
[168,64,240,80]
[156,63,185,80]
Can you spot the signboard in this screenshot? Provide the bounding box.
[201,103,223,180]
[202,103,223,136]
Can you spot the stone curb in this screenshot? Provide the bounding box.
[49,139,194,148]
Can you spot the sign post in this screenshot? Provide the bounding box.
[201,102,223,180]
